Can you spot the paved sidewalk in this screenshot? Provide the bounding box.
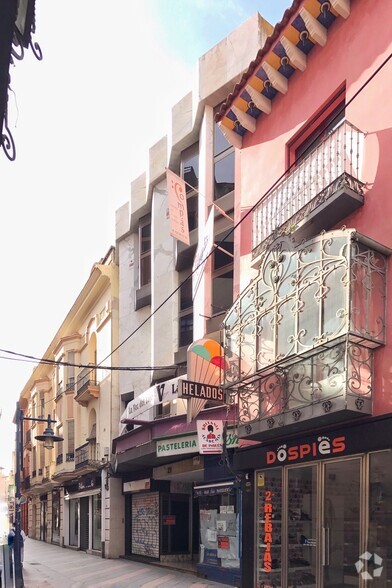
[22,538,233,588]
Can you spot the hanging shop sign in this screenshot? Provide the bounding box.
[120,376,180,425]
[178,379,226,404]
[167,169,190,246]
[197,420,224,454]
[156,429,238,457]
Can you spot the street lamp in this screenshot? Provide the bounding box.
[14,401,63,588]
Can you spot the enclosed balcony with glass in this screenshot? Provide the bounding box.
[222,229,388,440]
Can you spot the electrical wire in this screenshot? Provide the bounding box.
[9,51,392,410]
[0,348,177,372]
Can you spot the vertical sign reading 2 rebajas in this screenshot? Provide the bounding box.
[167,169,190,246]
[262,489,274,572]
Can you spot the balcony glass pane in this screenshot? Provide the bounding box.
[298,281,319,348]
[257,311,274,370]
[277,299,295,359]
[223,230,385,400]
[350,244,386,344]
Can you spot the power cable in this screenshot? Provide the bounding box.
[10,51,392,410]
[0,348,176,372]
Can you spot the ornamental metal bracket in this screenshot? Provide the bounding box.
[1,0,42,160]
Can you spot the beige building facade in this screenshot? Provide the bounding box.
[19,247,123,557]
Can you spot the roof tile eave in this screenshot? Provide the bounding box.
[215,0,303,123]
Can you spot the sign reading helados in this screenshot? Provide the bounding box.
[178,339,228,421]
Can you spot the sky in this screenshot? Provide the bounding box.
[0,0,289,471]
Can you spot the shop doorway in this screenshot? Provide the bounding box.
[256,457,362,587]
[161,493,190,554]
[80,496,89,551]
[40,499,47,542]
[323,459,361,588]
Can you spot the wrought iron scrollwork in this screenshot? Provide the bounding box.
[1,111,16,161]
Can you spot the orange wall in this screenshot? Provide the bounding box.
[236,0,392,415]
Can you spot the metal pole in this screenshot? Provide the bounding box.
[14,401,24,588]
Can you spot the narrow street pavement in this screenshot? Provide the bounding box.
[22,538,233,588]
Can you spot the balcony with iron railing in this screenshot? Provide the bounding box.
[22,475,30,491]
[75,441,100,471]
[24,428,32,449]
[75,367,100,406]
[223,229,388,440]
[252,121,365,263]
[52,449,75,483]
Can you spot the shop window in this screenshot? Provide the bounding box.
[214,116,234,200]
[52,489,60,544]
[69,498,79,546]
[181,144,199,231]
[92,493,102,551]
[368,450,392,580]
[196,483,240,571]
[139,216,151,287]
[288,86,345,166]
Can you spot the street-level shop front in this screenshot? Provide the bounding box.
[194,479,241,587]
[235,415,392,588]
[114,404,241,585]
[64,473,102,553]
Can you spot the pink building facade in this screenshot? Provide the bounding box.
[217,0,392,586]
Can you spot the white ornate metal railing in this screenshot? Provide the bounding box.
[252,121,364,249]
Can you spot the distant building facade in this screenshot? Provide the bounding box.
[19,247,122,557]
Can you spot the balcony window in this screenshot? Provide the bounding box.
[214,119,234,200]
[182,143,199,193]
[293,97,345,164]
[212,229,234,316]
[253,121,364,258]
[223,230,388,438]
[67,419,75,455]
[179,312,193,348]
[139,217,151,287]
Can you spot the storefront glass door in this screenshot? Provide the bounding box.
[256,458,362,588]
[323,459,361,588]
[287,466,317,588]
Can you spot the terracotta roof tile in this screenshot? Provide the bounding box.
[215,0,303,123]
